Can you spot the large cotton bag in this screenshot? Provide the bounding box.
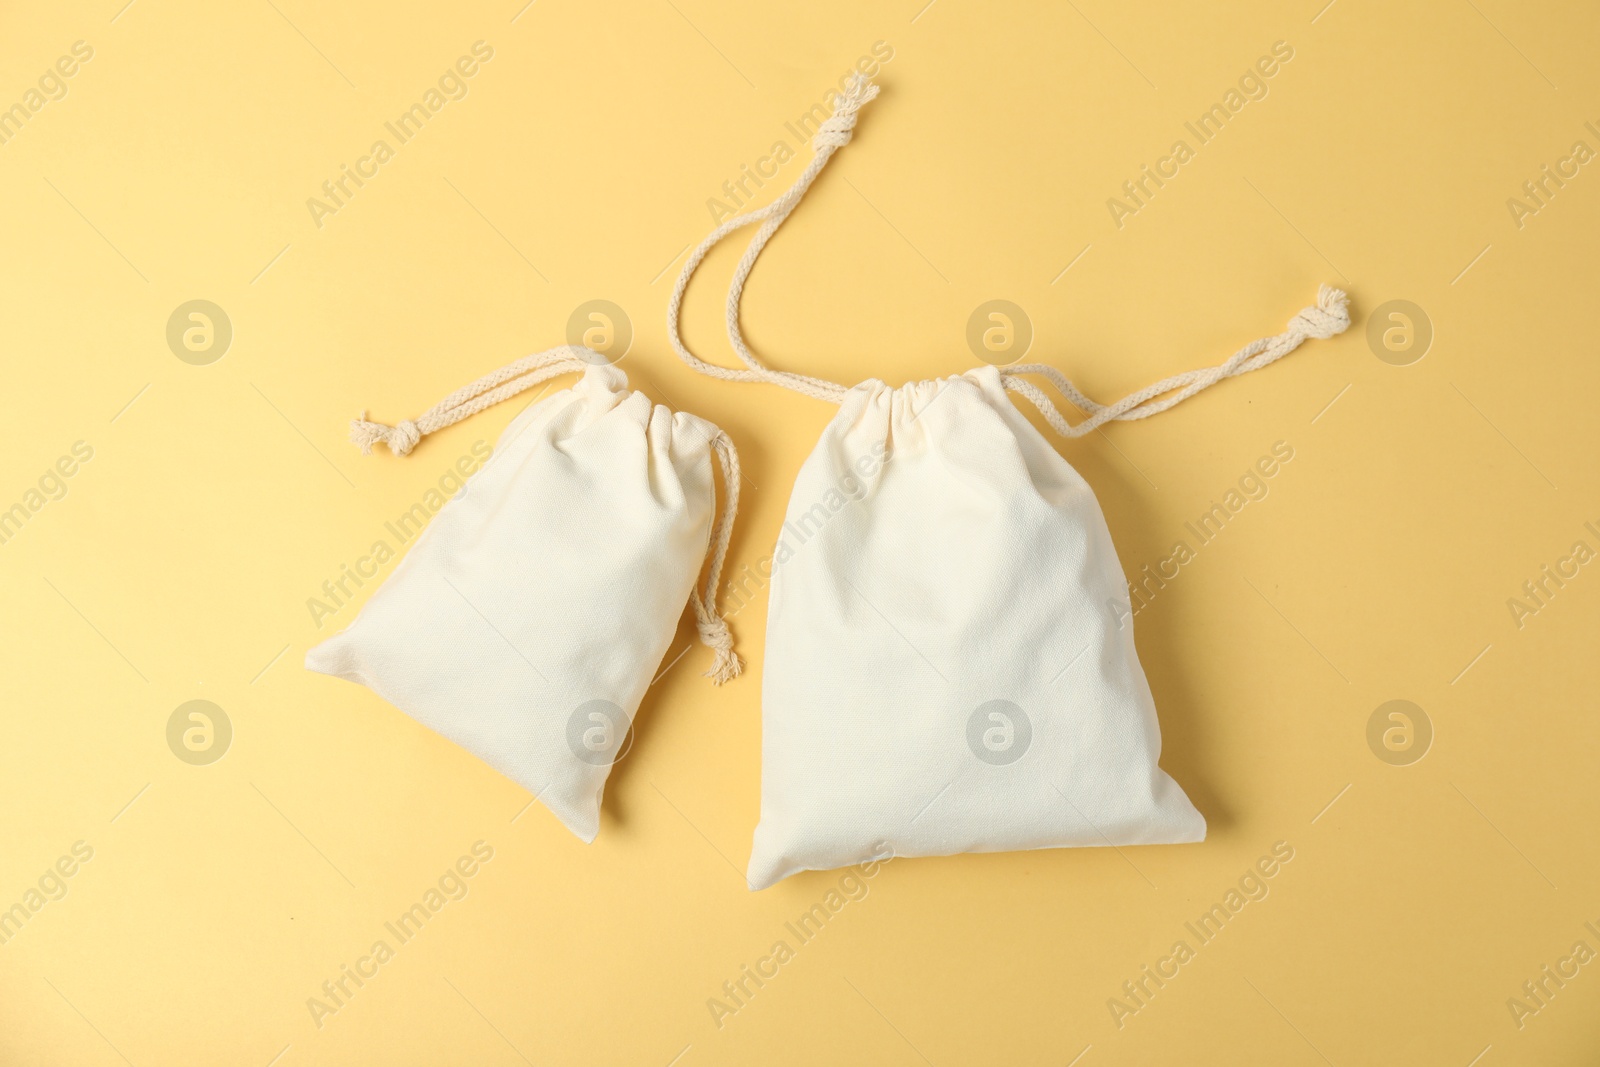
[746,368,1210,886]
[667,76,1350,888]
[306,348,742,842]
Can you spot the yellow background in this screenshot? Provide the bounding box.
[2,0,1597,1063]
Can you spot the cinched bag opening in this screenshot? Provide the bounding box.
[667,74,1351,888]
[306,347,744,842]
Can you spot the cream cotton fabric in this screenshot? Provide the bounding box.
[668,76,1351,888]
[306,349,742,842]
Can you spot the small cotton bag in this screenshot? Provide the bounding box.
[669,77,1351,888]
[306,346,742,842]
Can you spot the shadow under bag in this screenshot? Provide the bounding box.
[306,350,743,842]
[668,76,1351,889]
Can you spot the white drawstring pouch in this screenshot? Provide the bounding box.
[669,76,1351,888]
[305,347,743,842]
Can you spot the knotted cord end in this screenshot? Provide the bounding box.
[350,412,421,457]
[705,644,743,686]
[1291,286,1351,340]
[814,74,880,150]
[692,595,742,685]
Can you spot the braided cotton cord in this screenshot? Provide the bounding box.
[349,346,600,456]
[668,71,1352,434]
[659,77,887,679]
[689,431,743,684]
[666,78,882,403]
[1004,286,1352,438]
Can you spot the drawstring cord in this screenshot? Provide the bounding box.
[350,346,600,456]
[667,70,1351,428]
[667,78,878,403]
[689,431,742,684]
[1004,287,1351,437]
